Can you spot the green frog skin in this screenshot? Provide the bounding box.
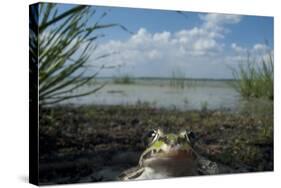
[118,129,210,180]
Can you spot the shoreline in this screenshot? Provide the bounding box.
[39,104,273,184]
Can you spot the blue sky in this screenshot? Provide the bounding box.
[53,4,274,79]
[95,6,273,46]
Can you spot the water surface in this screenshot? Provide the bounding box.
[62,79,243,111]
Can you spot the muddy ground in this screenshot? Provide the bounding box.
[38,104,273,185]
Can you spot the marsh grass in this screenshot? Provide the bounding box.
[37,4,106,106]
[36,4,132,106]
[113,74,135,84]
[200,101,209,112]
[231,53,273,100]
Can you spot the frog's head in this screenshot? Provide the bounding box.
[140,129,197,165]
[119,129,199,180]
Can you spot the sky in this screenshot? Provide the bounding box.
[54,4,274,79]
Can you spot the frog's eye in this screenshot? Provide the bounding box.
[188,131,195,140]
[143,129,159,146]
[179,129,196,146]
[186,130,196,146]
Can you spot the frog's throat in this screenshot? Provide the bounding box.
[139,148,197,166]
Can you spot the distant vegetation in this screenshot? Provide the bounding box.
[170,69,186,88]
[113,74,135,84]
[200,101,209,112]
[231,52,273,100]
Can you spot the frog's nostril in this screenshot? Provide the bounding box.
[170,143,176,148]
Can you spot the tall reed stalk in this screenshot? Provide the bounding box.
[170,69,185,89]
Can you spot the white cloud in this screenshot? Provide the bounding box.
[93,13,241,68]
[226,42,272,67]
[231,43,247,53]
[93,25,224,72]
[87,13,272,78]
[193,38,216,51]
[200,14,242,29]
[230,43,270,56]
[253,43,269,53]
[153,31,171,42]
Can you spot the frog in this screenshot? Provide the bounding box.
[118,128,219,180]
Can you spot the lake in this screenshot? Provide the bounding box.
[60,78,258,112]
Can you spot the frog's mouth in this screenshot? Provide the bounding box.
[142,145,194,161]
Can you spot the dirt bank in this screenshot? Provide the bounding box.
[39,105,273,185]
